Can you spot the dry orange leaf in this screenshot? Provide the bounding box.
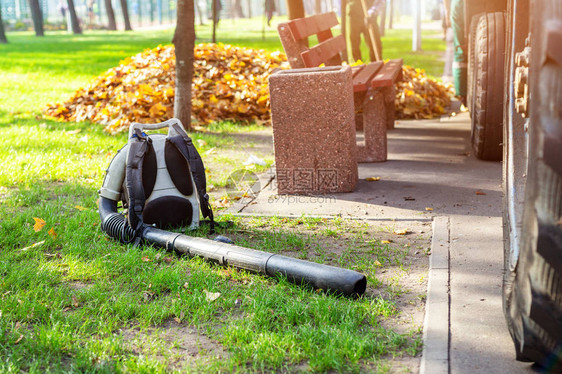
[395,65,455,120]
[365,177,381,181]
[394,229,409,235]
[74,205,87,211]
[425,207,433,211]
[381,240,393,244]
[475,191,487,195]
[48,227,57,239]
[33,217,46,232]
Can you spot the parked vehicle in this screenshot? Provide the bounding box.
[464,0,562,368]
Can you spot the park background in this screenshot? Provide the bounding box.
[0,0,455,372]
[1,0,444,32]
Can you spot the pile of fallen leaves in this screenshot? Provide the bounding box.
[44,44,454,133]
[395,65,455,119]
[44,44,288,134]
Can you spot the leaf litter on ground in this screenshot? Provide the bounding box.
[43,44,457,133]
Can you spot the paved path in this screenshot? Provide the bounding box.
[229,113,536,372]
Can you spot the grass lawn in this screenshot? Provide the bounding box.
[0,19,437,372]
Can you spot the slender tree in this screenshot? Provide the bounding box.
[211,0,216,42]
[67,0,82,33]
[379,0,386,35]
[28,0,44,36]
[119,0,132,30]
[104,0,117,30]
[286,0,304,19]
[0,5,7,43]
[173,0,195,130]
[136,0,141,25]
[388,0,393,29]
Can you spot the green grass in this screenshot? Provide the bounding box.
[0,30,175,114]
[0,21,435,372]
[0,199,426,372]
[381,28,446,78]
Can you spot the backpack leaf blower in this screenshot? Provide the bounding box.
[98,119,367,296]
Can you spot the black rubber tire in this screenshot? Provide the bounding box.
[467,13,484,118]
[503,0,562,369]
[471,12,505,161]
[502,0,531,363]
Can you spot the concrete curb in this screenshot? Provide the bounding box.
[227,212,432,222]
[420,216,450,374]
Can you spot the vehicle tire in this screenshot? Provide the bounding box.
[471,12,505,161]
[467,13,484,118]
[503,0,562,368]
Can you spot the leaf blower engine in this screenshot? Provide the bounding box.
[99,118,215,243]
[98,119,367,297]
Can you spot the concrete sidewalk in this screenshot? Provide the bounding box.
[228,113,535,373]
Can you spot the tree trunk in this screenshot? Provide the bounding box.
[379,1,386,35]
[412,0,421,51]
[341,0,347,61]
[0,6,7,43]
[173,0,195,130]
[120,0,133,30]
[105,0,117,30]
[136,0,142,26]
[28,0,44,36]
[286,0,304,19]
[67,0,83,33]
[388,0,393,29]
[212,0,217,42]
[157,0,162,23]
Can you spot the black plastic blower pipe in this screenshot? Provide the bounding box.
[99,197,367,296]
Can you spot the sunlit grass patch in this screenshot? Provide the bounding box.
[1,197,428,372]
[0,25,436,372]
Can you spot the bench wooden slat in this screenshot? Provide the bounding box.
[371,59,404,88]
[353,61,384,92]
[314,12,338,33]
[317,29,334,43]
[351,65,365,77]
[301,34,346,67]
[288,12,339,41]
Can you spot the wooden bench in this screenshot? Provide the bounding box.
[277,12,403,162]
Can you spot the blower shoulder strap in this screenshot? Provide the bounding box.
[125,129,153,233]
[166,123,216,233]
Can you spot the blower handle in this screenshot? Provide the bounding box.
[129,118,185,139]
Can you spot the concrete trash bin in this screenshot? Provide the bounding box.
[268,65,358,195]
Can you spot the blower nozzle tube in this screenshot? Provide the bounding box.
[99,196,367,296]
